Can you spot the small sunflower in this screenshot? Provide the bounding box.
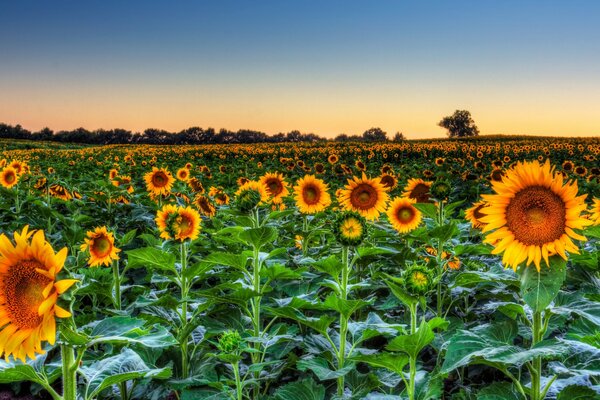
[0,167,18,189]
[402,179,432,203]
[333,212,368,247]
[177,167,190,182]
[0,226,76,362]
[386,197,422,234]
[481,160,590,271]
[144,167,174,196]
[235,181,269,212]
[259,172,290,204]
[338,173,389,220]
[193,194,216,218]
[465,200,488,229]
[293,175,331,214]
[156,205,201,241]
[403,265,433,296]
[80,227,121,267]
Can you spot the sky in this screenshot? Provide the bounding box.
[1,1,600,139]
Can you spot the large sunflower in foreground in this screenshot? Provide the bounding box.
[386,197,422,234]
[338,173,389,220]
[144,167,174,196]
[402,179,432,203]
[80,227,121,267]
[259,172,290,204]
[0,167,19,189]
[293,175,331,214]
[480,160,590,271]
[0,226,76,362]
[156,205,201,241]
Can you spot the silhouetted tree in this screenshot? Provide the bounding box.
[438,110,479,138]
[392,131,406,142]
[362,127,388,142]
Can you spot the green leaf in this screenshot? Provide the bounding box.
[273,378,326,400]
[519,255,567,313]
[262,263,303,281]
[81,348,172,399]
[297,357,354,381]
[356,246,400,257]
[0,361,45,385]
[478,382,524,400]
[265,306,336,335]
[126,247,176,273]
[557,385,600,400]
[413,203,438,220]
[311,255,344,279]
[386,319,435,359]
[350,352,409,376]
[118,229,137,246]
[428,222,459,242]
[88,316,178,348]
[185,252,248,279]
[238,226,278,249]
[384,277,418,307]
[322,294,372,319]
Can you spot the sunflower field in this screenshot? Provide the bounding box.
[0,137,599,400]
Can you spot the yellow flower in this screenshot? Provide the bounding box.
[481,160,590,271]
[386,197,422,234]
[80,227,121,267]
[156,205,201,241]
[259,172,290,204]
[0,226,76,362]
[0,167,18,189]
[293,175,331,214]
[176,167,190,182]
[338,173,389,220]
[144,167,174,196]
[465,200,488,229]
[402,179,432,203]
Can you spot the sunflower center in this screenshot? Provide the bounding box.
[409,184,431,203]
[91,236,112,258]
[341,219,362,238]
[411,271,427,287]
[505,186,566,245]
[152,172,167,187]
[175,215,193,236]
[352,184,377,209]
[303,185,320,204]
[3,260,51,330]
[5,172,15,184]
[397,207,414,223]
[266,179,283,196]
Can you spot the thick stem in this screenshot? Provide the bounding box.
[180,241,189,378]
[408,356,417,400]
[530,310,543,400]
[436,201,445,316]
[112,260,121,310]
[251,244,262,398]
[410,303,418,335]
[233,361,242,400]
[61,344,77,400]
[337,246,350,397]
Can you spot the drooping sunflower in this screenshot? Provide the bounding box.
[235,181,269,211]
[333,211,368,246]
[177,167,190,182]
[156,205,201,241]
[144,167,174,196]
[0,167,19,189]
[193,194,216,218]
[379,174,397,190]
[80,227,121,267]
[0,226,76,362]
[259,172,290,204]
[293,175,331,214]
[338,173,389,220]
[465,200,488,229]
[386,197,422,234]
[480,160,591,271]
[402,179,432,203]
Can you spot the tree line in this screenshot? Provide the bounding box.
[0,110,478,145]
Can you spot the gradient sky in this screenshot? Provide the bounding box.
[1,1,600,138]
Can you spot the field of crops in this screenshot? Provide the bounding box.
[0,137,599,400]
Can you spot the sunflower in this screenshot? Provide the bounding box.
[333,212,368,246]
[177,167,190,182]
[156,205,201,241]
[0,167,18,189]
[188,177,205,194]
[328,154,339,164]
[293,175,331,214]
[562,160,574,172]
[193,194,216,218]
[259,172,290,204]
[480,160,590,271]
[0,226,76,362]
[386,197,422,233]
[403,265,433,295]
[402,179,432,203]
[379,174,397,190]
[8,160,24,175]
[144,167,174,196]
[338,173,389,220]
[465,200,488,229]
[294,235,303,250]
[489,169,505,182]
[49,184,72,201]
[109,169,119,179]
[589,198,600,226]
[574,166,587,177]
[80,227,121,267]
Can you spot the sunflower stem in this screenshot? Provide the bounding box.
[337,245,350,397]
[61,344,77,400]
[179,241,190,379]
[112,259,121,310]
[530,310,544,400]
[250,243,262,398]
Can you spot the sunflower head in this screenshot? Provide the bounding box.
[403,179,432,204]
[403,264,434,296]
[235,181,269,212]
[80,227,121,267]
[156,205,201,241]
[217,330,243,354]
[333,211,368,247]
[0,226,76,362]
[338,173,389,220]
[293,175,332,214]
[259,172,289,204]
[144,167,174,196]
[0,167,19,189]
[177,167,190,182]
[481,160,591,271]
[430,180,451,201]
[194,194,216,218]
[386,197,422,234]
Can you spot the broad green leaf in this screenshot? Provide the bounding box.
[312,255,344,279]
[126,247,176,273]
[322,294,372,319]
[238,226,278,249]
[184,252,249,279]
[413,203,438,220]
[262,263,303,281]
[350,353,409,375]
[118,229,137,246]
[88,316,178,348]
[297,357,354,381]
[519,256,567,312]
[384,277,418,307]
[557,385,600,400]
[428,222,459,242]
[0,361,45,385]
[81,348,172,399]
[386,319,435,359]
[356,246,400,257]
[273,378,326,400]
[478,382,524,400]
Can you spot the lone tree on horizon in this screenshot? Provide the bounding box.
[438,110,479,138]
